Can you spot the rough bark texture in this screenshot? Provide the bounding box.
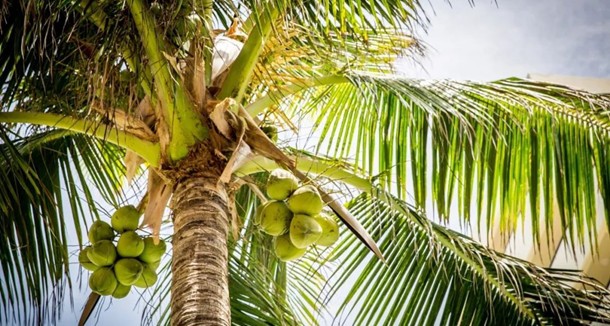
[171,176,231,326]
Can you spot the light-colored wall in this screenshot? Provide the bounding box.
[525,74,610,288]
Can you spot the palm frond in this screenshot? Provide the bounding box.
[272,73,610,250]
[328,193,610,325]
[245,24,422,111]
[0,1,76,104]
[0,129,126,325]
[283,0,430,37]
[217,1,427,103]
[1,0,145,114]
[260,24,421,76]
[233,152,610,324]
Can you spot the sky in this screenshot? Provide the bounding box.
[400,0,610,81]
[52,1,610,325]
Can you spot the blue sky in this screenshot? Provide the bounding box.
[55,1,610,325]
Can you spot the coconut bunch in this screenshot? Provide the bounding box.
[256,169,340,261]
[78,205,167,298]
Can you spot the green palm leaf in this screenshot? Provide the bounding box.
[235,149,610,324]
[0,129,126,325]
[329,193,610,325]
[269,73,610,250]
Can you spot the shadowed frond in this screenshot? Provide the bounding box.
[328,193,610,325]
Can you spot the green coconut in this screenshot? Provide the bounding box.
[88,220,114,243]
[286,185,323,215]
[266,169,299,200]
[87,240,117,267]
[314,212,340,247]
[253,202,268,225]
[260,125,278,142]
[133,265,158,289]
[289,214,322,249]
[89,267,118,296]
[259,200,293,236]
[111,205,141,233]
[112,283,131,299]
[138,237,167,263]
[79,247,100,272]
[274,233,306,261]
[114,258,144,286]
[147,260,161,272]
[117,231,145,258]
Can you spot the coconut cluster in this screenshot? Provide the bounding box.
[78,205,166,299]
[257,169,340,261]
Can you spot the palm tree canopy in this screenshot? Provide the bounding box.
[1,0,610,325]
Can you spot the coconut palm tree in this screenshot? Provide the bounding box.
[2,0,610,325]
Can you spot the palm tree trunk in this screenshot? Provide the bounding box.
[171,176,231,326]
